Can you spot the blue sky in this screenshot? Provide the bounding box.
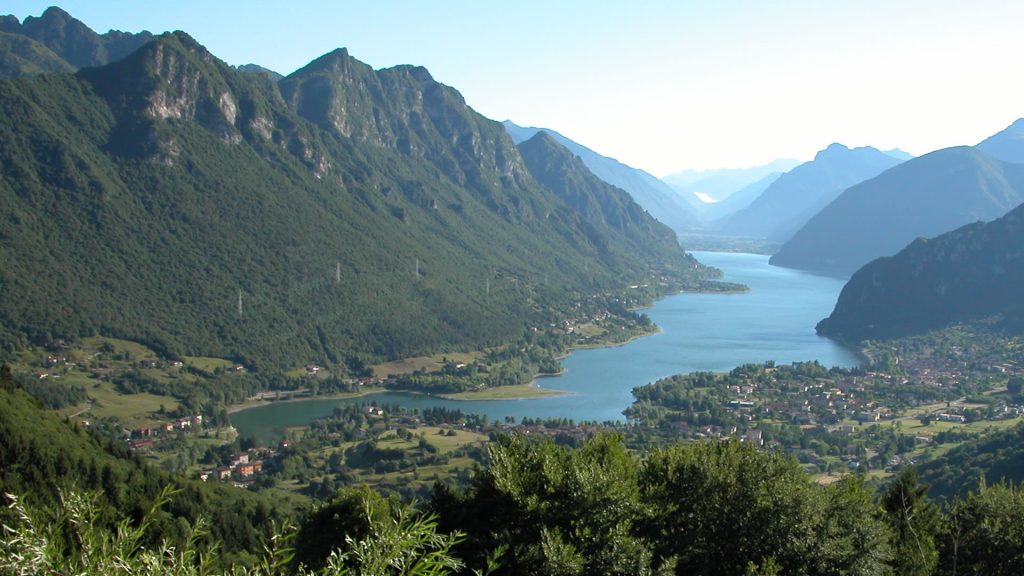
[7,1,1024,176]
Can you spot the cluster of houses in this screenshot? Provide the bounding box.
[128,414,205,450]
[199,449,272,483]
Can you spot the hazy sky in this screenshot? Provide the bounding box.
[8,1,1024,176]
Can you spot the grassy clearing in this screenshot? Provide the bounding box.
[78,336,159,360]
[443,383,565,400]
[573,323,606,338]
[371,351,482,378]
[893,415,1022,437]
[185,356,235,373]
[85,380,179,427]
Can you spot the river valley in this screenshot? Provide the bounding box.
[232,252,858,443]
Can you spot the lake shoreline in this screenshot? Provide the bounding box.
[230,252,859,440]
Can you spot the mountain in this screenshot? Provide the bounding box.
[0,6,154,73]
[502,121,702,233]
[976,118,1024,164]
[0,30,74,78]
[883,148,914,162]
[516,131,682,259]
[771,147,1024,277]
[236,63,283,81]
[663,159,801,205]
[718,144,904,242]
[0,30,709,369]
[816,197,1024,341]
[698,171,782,220]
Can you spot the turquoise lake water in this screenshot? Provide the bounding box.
[231,252,858,444]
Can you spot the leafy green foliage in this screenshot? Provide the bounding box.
[941,481,1024,575]
[0,485,468,576]
[0,383,294,562]
[639,439,891,575]
[881,468,941,576]
[916,422,1024,500]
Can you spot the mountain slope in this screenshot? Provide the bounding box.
[0,30,74,78]
[502,121,702,233]
[718,144,904,242]
[816,198,1024,341]
[517,132,686,262]
[771,147,1024,277]
[976,118,1024,164]
[0,6,154,72]
[0,31,707,369]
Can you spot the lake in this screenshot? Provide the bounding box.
[231,252,858,444]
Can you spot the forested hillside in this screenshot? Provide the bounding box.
[0,367,297,565]
[0,30,714,369]
[817,198,1024,341]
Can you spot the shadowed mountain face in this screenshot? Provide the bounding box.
[817,199,1024,341]
[0,6,154,72]
[718,143,904,242]
[770,147,1024,277]
[0,30,708,368]
[503,121,703,234]
[0,30,74,78]
[516,132,685,261]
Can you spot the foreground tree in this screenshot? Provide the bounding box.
[940,480,1024,575]
[433,433,665,575]
[881,468,941,576]
[638,439,891,575]
[0,487,466,576]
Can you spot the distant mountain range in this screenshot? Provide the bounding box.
[717,144,906,242]
[663,159,801,206]
[0,13,710,368]
[771,146,1024,277]
[698,172,783,221]
[976,118,1024,164]
[502,121,702,234]
[817,194,1024,341]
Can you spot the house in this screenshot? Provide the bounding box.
[235,462,257,478]
[855,411,880,423]
[744,429,764,446]
[214,466,233,481]
[129,438,153,450]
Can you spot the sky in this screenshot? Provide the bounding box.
[7,1,1024,176]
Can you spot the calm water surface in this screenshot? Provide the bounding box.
[232,252,857,443]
